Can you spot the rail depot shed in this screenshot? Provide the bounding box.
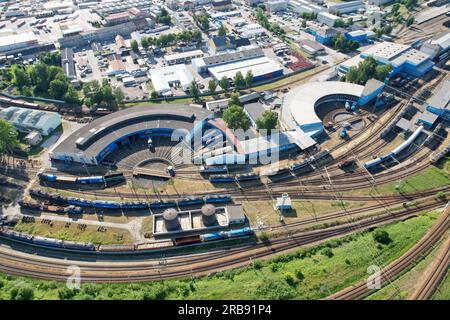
[50,104,212,165]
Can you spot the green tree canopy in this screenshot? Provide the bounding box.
[223,105,251,131]
[228,92,241,107]
[256,111,278,133]
[189,80,200,101]
[208,79,217,93]
[219,76,229,91]
[233,71,245,89]
[244,70,253,88]
[218,24,227,36]
[0,119,19,154]
[131,40,139,53]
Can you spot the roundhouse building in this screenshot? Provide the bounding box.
[50,105,212,165]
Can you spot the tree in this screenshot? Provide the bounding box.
[49,79,69,99]
[295,270,305,281]
[219,76,229,91]
[233,71,245,89]
[83,80,102,107]
[373,230,392,245]
[189,80,200,101]
[38,51,61,66]
[218,24,227,36]
[131,40,139,53]
[284,273,295,286]
[11,65,30,90]
[256,111,278,133]
[10,283,34,300]
[0,119,19,154]
[64,86,80,104]
[208,79,217,93]
[228,92,241,107]
[223,105,251,131]
[374,64,392,82]
[113,87,125,106]
[301,19,307,29]
[151,90,158,99]
[141,37,149,50]
[406,16,414,26]
[244,70,253,88]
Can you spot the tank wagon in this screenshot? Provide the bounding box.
[38,173,125,187]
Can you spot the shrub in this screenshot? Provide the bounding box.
[284,272,296,286]
[252,279,296,300]
[58,287,78,300]
[295,270,305,281]
[321,247,334,258]
[270,263,281,272]
[259,232,269,242]
[253,260,263,270]
[10,283,34,300]
[373,230,392,245]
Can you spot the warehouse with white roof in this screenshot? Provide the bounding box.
[149,64,194,95]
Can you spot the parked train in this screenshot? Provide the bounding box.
[174,227,254,245]
[29,189,232,210]
[364,126,424,169]
[0,227,254,253]
[0,96,40,109]
[199,165,228,174]
[19,201,83,214]
[209,172,260,183]
[38,173,126,187]
[430,144,450,164]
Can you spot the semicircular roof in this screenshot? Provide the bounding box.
[283,81,365,129]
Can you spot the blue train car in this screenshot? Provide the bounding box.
[209,175,235,183]
[205,194,232,203]
[199,165,228,174]
[39,173,57,182]
[202,231,228,242]
[363,157,383,169]
[177,197,205,207]
[93,200,121,209]
[228,227,254,238]
[2,231,33,243]
[67,197,93,207]
[33,236,64,248]
[62,241,95,251]
[121,202,149,209]
[149,201,177,209]
[77,176,105,185]
[289,160,310,171]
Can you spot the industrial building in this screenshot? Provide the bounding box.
[212,0,234,11]
[306,25,337,45]
[339,42,434,78]
[210,35,251,53]
[61,48,76,80]
[0,32,38,54]
[317,12,339,27]
[208,56,284,83]
[281,81,382,139]
[164,50,204,65]
[420,33,450,61]
[426,78,450,121]
[266,0,288,13]
[327,0,365,14]
[192,48,265,73]
[0,107,62,136]
[50,104,212,165]
[149,64,194,95]
[289,0,325,14]
[237,23,267,39]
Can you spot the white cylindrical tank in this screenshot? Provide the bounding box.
[163,208,179,231]
[201,204,217,226]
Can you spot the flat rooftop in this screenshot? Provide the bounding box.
[209,56,283,80]
[428,78,450,110]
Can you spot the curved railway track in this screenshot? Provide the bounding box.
[410,235,450,300]
[0,201,446,283]
[325,206,450,300]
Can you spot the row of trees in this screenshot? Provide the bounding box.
[342,57,393,85]
[133,30,203,52]
[255,8,285,36]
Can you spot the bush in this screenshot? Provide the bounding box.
[373,230,392,245]
[270,263,281,272]
[58,287,78,300]
[321,247,334,258]
[259,232,269,242]
[435,191,446,201]
[295,270,305,281]
[10,283,34,300]
[284,272,296,286]
[252,260,263,270]
[252,279,296,300]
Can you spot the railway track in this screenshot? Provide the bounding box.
[0,200,446,283]
[410,235,450,300]
[325,205,450,300]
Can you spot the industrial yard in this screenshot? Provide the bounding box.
[0,0,449,305]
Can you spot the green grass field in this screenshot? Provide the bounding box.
[0,210,441,300]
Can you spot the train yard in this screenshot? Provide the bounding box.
[1,57,450,302]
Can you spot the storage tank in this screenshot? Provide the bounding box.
[163,208,179,231]
[201,204,217,226]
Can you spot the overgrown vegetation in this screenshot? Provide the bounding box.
[82,79,124,111]
[332,32,359,53]
[156,8,171,25]
[0,119,19,154]
[255,8,285,36]
[193,12,211,33]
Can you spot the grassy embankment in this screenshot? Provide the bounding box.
[0,210,441,300]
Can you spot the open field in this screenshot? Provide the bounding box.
[0,210,440,300]
[13,218,133,245]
